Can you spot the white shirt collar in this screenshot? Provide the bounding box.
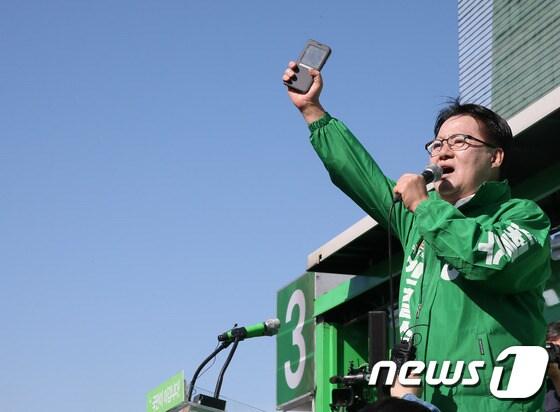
[454,194,475,208]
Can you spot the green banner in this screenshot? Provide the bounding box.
[146,371,185,412]
[276,273,315,407]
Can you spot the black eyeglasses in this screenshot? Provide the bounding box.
[425,134,498,156]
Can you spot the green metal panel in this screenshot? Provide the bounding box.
[314,275,387,317]
[341,319,376,406]
[341,321,368,371]
[492,0,560,118]
[314,321,340,412]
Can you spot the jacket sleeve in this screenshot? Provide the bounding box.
[414,197,551,292]
[309,113,414,244]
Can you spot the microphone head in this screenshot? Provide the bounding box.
[264,318,281,336]
[423,164,443,183]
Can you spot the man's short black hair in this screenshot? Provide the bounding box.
[433,98,513,178]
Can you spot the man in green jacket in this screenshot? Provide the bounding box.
[283,62,551,411]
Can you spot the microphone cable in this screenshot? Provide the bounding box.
[387,200,397,347]
[197,342,221,379]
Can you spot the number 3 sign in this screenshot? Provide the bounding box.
[276,273,314,408]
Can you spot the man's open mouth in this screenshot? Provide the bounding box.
[441,166,455,176]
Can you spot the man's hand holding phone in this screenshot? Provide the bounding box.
[283,61,325,124]
[283,39,331,124]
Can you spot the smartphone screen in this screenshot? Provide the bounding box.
[300,44,328,69]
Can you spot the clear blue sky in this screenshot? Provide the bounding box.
[1,1,458,411]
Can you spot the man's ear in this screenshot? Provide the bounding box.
[491,148,504,169]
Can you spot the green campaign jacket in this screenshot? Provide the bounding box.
[309,114,551,412]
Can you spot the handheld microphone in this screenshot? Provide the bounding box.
[217,318,281,342]
[393,164,443,203]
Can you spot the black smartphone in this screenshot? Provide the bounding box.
[284,39,331,93]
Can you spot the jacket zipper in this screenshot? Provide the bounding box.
[478,338,485,355]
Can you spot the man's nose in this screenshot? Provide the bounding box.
[436,140,454,160]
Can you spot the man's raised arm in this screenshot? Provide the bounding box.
[282,62,414,244]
